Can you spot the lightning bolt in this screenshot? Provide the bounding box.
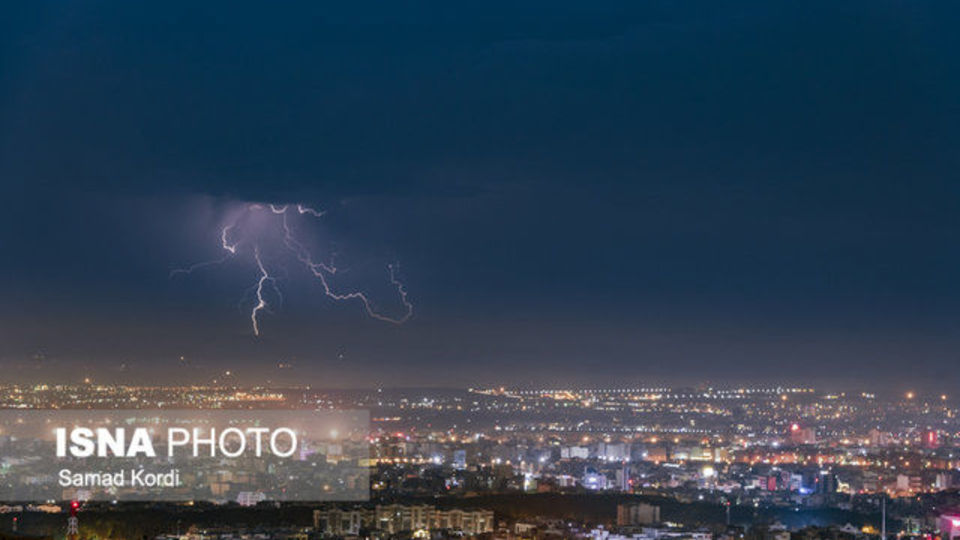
[296,250,412,324]
[169,223,239,278]
[297,204,325,217]
[221,224,238,254]
[251,247,273,336]
[168,256,231,278]
[278,206,337,274]
[272,205,411,323]
[174,201,413,335]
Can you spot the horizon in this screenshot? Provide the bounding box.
[5,3,960,538]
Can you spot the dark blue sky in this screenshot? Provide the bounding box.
[1,1,959,388]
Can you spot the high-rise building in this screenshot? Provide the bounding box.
[939,513,960,540]
[314,507,365,535]
[925,430,940,449]
[617,503,660,526]
[814,471,837,494]
[313,504,494,535]
[582,467,608,490]
[453,449,467,470]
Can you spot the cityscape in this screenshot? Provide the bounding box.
[4,384,960,538]
[3,0,960,539]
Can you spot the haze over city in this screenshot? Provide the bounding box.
[6,3,960,540]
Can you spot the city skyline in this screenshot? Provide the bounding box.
[6,3,960,539]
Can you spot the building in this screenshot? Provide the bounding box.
[453,449,467,469]
[868,428,890,447]
[597,442,630,461]
[562,446,590,459]
[616,463,631,491]
[590,525,709,540]
[314,504,494,536]
[936,473,954,490]
[939,513,960,540]
[617,503,661,526]
[374,504,434,533]
[788,424,816,445]
[236,491,266,507]
[896,474,922,493]
[814,471,838,494]
[434,508,495,534]
[314,507,364,535]
[583,467,608,490]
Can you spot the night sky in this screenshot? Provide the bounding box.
[1,1,959,389]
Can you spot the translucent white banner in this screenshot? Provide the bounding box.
[0,410,369,502]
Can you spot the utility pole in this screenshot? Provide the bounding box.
[881,496,886,540]
[67,500,79,540]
